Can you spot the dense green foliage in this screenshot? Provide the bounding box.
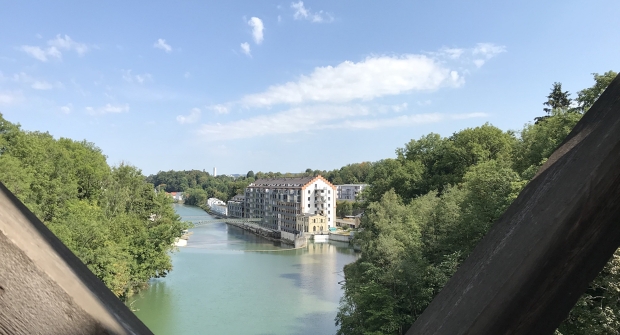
[0,115,188,300]
[147,169,253,204]
[336,71,620,335]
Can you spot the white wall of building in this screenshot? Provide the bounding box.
[207,197,225,207]
[301,178,336,228]
[211,204,228,216]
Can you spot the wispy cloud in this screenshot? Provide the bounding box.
[0,91,22,105]
[431,43,506,68]
[10,72,62,90]
[60,103,73,114]
[48,35,89,56]
[472,43,506,67]
[177,108,201,124]
[154,39,172,53]
[240,54,462,108]
[86,103,129,115]
[197,105,488,141]
[248,17,264,44]
[291,1,333,23]
[240,42,251,57]
[208,104,230,114]
[31,81,54,90]
[20,45,60,62]
[122,69,153,84]
[20,34,88,62]
[199,105,369,140]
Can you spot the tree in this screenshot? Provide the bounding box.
[0,114,188,301]
[543,82,572,114]
[246,170,254,178]
[576,71,618,113]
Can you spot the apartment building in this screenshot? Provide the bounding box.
[244,176,337,234]
[336,184,368,201]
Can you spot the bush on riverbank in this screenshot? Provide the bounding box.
[0,115,188,300]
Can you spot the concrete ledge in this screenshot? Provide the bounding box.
[0,182,153,335]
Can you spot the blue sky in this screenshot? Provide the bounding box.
[0,0,618,176]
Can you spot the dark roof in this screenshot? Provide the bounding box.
[250,176,315,188]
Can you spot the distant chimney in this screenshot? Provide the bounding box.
[213,167,217,177]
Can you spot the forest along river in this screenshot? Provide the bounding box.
[128,204,360,335]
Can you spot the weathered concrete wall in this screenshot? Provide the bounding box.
[0,182,153,335]
[406,74,620,334]
[328,233,351,243]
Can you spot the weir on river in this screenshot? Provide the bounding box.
[128,204,359,335]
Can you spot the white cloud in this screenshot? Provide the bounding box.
[154,39,172,53]
[248,17,264,44]
[20,34,88,62]
[208,104,230,114]
[31,81,53,90]
[184,72,191,79]
[86,103,129,115]
[291,1,333,23]
[240,54,463,107]
[60,103,73,114]
[240,42,251,57]
[122,70,152,84]
[177,108,201,124]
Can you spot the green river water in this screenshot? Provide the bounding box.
[128,204,359,335]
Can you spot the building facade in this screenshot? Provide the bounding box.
[336,184,368,201]
[296,213,327,234]
[244,176,337,234]
[227,194,245,218]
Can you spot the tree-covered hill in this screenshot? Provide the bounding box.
[0,116,188,301]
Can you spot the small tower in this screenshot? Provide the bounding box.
[213,167,217,177]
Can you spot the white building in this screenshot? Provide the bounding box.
[207,197,226,207]
[336,184,368,201]
[244,176,337,234]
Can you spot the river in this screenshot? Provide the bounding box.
[128,204,359,335]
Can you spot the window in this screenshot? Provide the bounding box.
[308,190,310,194]
[308,197,310,201]
[328,210,331,214]
[308,204,310,208]
[328,190,331,194]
